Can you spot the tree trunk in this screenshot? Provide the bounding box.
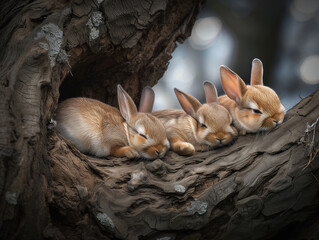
[1,1,319,240]
[0,0,203,239]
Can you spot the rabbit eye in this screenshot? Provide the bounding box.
[200,123,207,128]
[139,133,147,139]
[252,109,262,114]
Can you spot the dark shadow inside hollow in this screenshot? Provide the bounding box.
[58,51,124,106]
[58,70,110,104]
[58,74,83,102]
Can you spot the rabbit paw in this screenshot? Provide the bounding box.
[112,146,139,158]
[172,141,195,156]
[123,147,139,158]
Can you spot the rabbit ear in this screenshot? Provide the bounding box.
[220,65,247,103]
[139,86,154,113]
[250,58,263,85]
[117,85,138,123]
[203,81,219,103]
[174,88,201,119]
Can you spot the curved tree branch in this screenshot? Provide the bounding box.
[47,90,319,239]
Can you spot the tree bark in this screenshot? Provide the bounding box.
[1,1,319,240]
[0,0,203,239]
[47,91,319,240]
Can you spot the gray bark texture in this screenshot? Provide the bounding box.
[0,0,203,239]
[0,0,319,240]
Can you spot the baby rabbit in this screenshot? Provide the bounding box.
[219,58,285,135]
[153,82,237,156]
[55,85,169,159]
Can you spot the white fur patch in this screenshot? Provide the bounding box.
[188,117,199,142]
[248,101,260,111]
[197,115,212,138]
[204,140,214,146]
[137,124,155,146]
[259,113,267,121]
[247,101,267,121]
[202,128,211,137]
[198,115,204,125]
[123,123,131,146]
[164,139,170,148]
[146,138,155,146]
[136,125,146,136]
[227,126,236,135]
[167,118,177,126]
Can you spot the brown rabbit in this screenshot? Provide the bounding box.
[55,85,169,159]
[153,82,237,156]
[219,58,285,135]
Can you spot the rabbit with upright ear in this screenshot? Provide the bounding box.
[153,82,237,156]
[55,85,169,159]
[219,58,285,135]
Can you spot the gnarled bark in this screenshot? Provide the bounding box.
[0,0,203,239]
[47,90,319,240]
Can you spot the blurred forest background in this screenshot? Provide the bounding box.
[153,0,319,110]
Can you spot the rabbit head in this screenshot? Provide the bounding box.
[174,82,237,148]
[117,85,169,159]
[220,58,285,133]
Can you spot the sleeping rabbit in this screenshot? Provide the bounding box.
[153,82,237,156]
[55,85,169,159]
[219,58,285,135]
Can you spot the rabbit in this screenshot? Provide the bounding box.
[153,82,238,156]
[218,58,285,135]
[55,85,169,159]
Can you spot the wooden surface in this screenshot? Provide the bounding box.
[48,90,319,239]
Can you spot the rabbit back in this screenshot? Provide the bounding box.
[56,97,127,157]
[153,109,197,144]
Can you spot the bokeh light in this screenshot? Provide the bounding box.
[153,13,234,110]
[203,31,234,87]
[189,17,222,50]
[300,55,319,84]
[153,47,198,110]
[165,56,196,91]
[290,0,319,21]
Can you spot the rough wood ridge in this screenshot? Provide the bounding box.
[47,90,319,239]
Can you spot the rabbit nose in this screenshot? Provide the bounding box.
[216,138,224,143]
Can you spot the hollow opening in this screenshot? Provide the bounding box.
[58,51,122,107]
[58,49,160,111]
